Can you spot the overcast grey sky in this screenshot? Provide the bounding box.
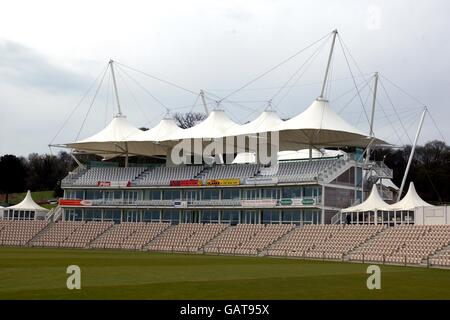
[0,0,449,156]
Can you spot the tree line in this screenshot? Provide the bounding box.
[0,140,448,205]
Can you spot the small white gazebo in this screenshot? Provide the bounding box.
[341,185,391,225]
[389,182,433,211]
[4,191,48,220]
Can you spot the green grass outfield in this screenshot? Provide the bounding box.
[0,247,449,300]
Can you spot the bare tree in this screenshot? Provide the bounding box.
[173,112,207,129]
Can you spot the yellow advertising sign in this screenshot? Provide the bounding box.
[206,179,240,186]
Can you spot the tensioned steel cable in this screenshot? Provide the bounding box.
[75,64,110,141]
[49,62,109,145]
[115,61,199,96]
[217,31,333,103]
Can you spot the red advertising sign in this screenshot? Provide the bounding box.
[59,199,82,206]
[97,181,111,187]
[170,179,202,187]
[59,199,93,206]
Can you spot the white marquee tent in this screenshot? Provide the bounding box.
[390,182,433,211]
[342,185,392,213]
[4,190,48,220]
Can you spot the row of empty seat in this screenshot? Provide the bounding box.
[0,220,48,246]
[204,224,295,255]
[73,167,147,186]
[31,221,113,248]
[1,221,450,267]
[62,159,343,186]
[134,166,203,186]
[266,160,338,183]
[202,164,260,180]
[92,222,170,250]
[348,225,450,264]
[147,223,228,252]
[430,246,450,267]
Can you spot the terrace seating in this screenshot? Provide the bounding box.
[60,221,113,248]
[73,167,147,186]
[31,221,85,247]
[204,224,265,255]
[203,164,260,180]
[234,224,295,255]
[264,160,337,183]
[266,225,341,257]
[147,223,228,252]
[91,222,170,250]
[0,220,48,246]
[430,246,450,267]
[134,165,203,186]
[305,225,384,259]
[121,222,170,250]
[348,225,450,264]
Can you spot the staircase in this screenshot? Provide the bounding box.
[61,166,88,187]
[51,206,63,222]
[202,225,235,251]
[343,227,389,261]
[260,226,299,256]
[317,159,353,184]
[26,221,55,246]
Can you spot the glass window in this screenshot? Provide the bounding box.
[162,190,181,200]
[103,209,121,224]
[202,189,220,200]
[262,188,281,199]
[221,210,240,225]
[243,189,259,200]
[184,190,200,201]
[324,187,355,208]
[282,187,302,198]
[282,209,301,225]
[222,188,240,200]
[201,210,219,223]
[143,209,160,222]
[144,190,161,200]
[86,190,103,200]
[262,209,281,224]
[162,210,180,224]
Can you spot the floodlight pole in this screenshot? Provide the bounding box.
[109,60,122,116]
[397,107,427,201]
[364,72,379,166]
[200,90,210,115]
[319,29,338,99]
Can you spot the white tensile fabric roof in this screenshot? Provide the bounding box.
[66,115,144,156]
[130,117,183,142]
[227,110,284,136]
[232,152,257,164]
[64,98,387,157]
[390,182,433,211]
[277,99,383,150]
[7,191,48,212]
[231,149,346,164]
[126,117,185,156]
[278,149,346,161]
[168,109,240,140]
[342,185,391,212]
